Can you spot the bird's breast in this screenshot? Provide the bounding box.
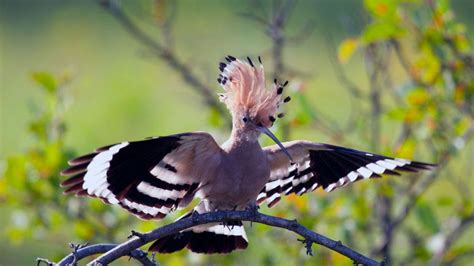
[201,142,270,209]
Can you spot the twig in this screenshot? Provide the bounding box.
[83,210,381,266]
[99,0,228,120]
[372,121,474,256]
[324,32,364,99]
[36,258,54,266]
[57,244,157,266]
[430,213,474,265]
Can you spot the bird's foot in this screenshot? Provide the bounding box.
[246,203,260,215]
[128,230,145,240]
[245,203,260,227]
[191,210,200,224]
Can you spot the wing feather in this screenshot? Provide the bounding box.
[61,132,221,220]
[260,141,436,207]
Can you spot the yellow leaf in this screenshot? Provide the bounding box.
[407,88,429,105]
[404,107,423,123]
[287,194,307,211]
[396,138,416,159]
[338,38,359,64]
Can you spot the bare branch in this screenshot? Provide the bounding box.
[75,210,382,266]
[57,243,157,266]
[99,0,228,120]
[430,213,474,264]
[324,32,364,99]
[372,121,474,256]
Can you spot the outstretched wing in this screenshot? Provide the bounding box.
[61,132,221,220]
[258,141,436,207]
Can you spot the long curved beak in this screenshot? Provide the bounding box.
[256,126,294,163]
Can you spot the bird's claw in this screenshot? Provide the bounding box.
[246,203,260,214]
[191,210,200,223]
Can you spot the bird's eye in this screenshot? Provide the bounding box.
[242,117,248,123]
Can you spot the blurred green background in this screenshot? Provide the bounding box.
[1,0,473,265]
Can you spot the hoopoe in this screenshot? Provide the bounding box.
[61,55,435,254]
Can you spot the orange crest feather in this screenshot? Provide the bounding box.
[217,56,287,127]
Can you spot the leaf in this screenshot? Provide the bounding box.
[396,138,416,158]
[406,87,430,105]
[31,72,56,93]
[361,22,404,43]
[436,196,454,207]
[338,38,359,63]
[386,107,406,121]
[364,0,398,18]
[415,201,440,233]
[404,107,424,123]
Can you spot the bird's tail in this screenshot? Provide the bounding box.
[149,211,248,254]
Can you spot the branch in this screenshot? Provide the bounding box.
[99,0,228,120]
[430,213,474,264]
[372,120,474,255]
[324,33,364,99]
[54,244,157,266]
[74,210,382,266]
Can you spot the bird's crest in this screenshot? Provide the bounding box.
[217,56,290,127]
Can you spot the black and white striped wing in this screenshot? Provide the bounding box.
[61,132,221,220]
[258,141,436,207]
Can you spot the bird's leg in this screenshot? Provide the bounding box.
[245,202,260,214]
[191,210,200,224]
[245,202,260,227]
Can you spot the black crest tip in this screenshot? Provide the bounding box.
[277,87,283,95]
[247,57,254,67]
[258,56,262,64]
[219,62,227,72]
[277,113,285,118]
[284,96,291,103]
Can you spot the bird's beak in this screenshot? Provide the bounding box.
[256,126,294,163]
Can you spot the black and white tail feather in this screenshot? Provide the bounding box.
[149,211,248,254]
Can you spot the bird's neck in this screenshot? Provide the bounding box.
[222,125,261,152]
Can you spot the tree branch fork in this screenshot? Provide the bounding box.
[44,210,381,266]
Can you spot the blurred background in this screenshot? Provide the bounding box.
[1,0,473,265]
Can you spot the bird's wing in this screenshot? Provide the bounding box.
[259,141,436,207]
[61,132,222,220]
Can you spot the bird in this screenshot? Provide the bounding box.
[60,55,436,254]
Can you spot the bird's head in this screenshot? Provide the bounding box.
[217,55,293,161]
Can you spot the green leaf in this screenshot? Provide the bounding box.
[364,0,398,18]
[386,107,406,121]
[436,196,454,207]
[415,201,440,233]
[31,72,56,93]
[361,22,404,43]
[338,38,359,63]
